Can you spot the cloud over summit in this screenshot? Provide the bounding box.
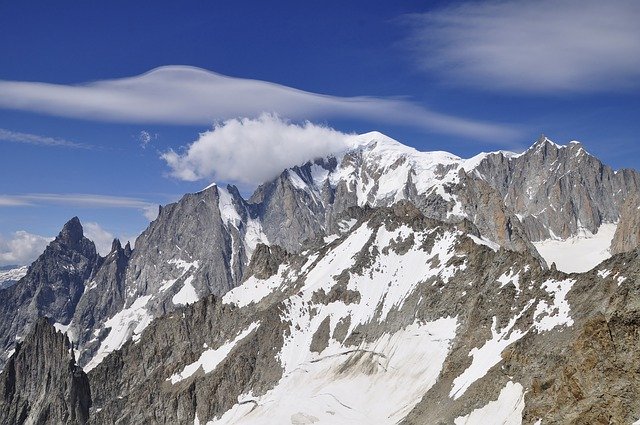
[161,114,353,187]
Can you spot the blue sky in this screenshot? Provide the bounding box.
[1,0,639,264]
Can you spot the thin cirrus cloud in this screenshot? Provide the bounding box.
[0,193,159,221]
[0,128,91,149]
[404,0,640,93]
[0,65,520,143]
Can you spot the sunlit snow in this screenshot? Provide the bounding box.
[450,304,532,400]
[85,295,153,371]
[454,381,525,425]
[533,223,617,273]
[169,322,260,384]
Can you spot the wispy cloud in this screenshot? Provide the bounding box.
[0,193,159,221]
[0,65,520,143]
[0,197,30,207]
[0,128,91,149]
[404,0,640,93]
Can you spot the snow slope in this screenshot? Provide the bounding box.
[532,223,617,273]
[213,219,468,424]
[454,381,525,425]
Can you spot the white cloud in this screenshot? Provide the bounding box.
[0,231,52,266]
[162,114,355,186]
[0,65,519,143]
[141,205,159,221]
[0,128,90,149]
[83,222,115,256]
[0,193,159,221]
[405,0,640,92]
[83,222,139,256]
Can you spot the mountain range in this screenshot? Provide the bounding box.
[1,133,639,424]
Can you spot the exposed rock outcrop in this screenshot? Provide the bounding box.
[611,193,640,254]
[0,317,91,424]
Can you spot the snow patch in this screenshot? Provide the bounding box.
[450,304,531,400]
[323,234,340,244]
[338,218,358,233]
[172,275,199,305]
[217,186,241,226]
[454,381,525,425]
[532,223,617,273]
[212,318,457,425]
[85,295,153,371]
[497,270,520,294]
[468,234,499,251]
[169,322,260,385]
[223,265,287,308]
[288,170,309,191]
[533,279,575,332]
[169,258,200,273]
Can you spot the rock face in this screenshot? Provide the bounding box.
[70,239,132,366]
[18,134,633,371]
[474,137,640,241]
[610,193,640,254]
[0,317,91,424]
[0,217,99,369]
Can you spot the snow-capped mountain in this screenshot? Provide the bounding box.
[0,265,28,289]
[1,133,640,424]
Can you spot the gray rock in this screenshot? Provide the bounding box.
[0,317,91,424]
[610,193,640,254]
[474,137,640,241]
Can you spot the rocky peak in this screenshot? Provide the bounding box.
[246,243,292,280]
[110,238,122,253]
[610,193,640,254]
[58,216,85,247]
[0,218,100,370]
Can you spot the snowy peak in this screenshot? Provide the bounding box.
[0,265,28,289]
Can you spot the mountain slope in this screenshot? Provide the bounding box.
[7,133,640,373]
[7,201,636,424]
[474,138,640,242]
